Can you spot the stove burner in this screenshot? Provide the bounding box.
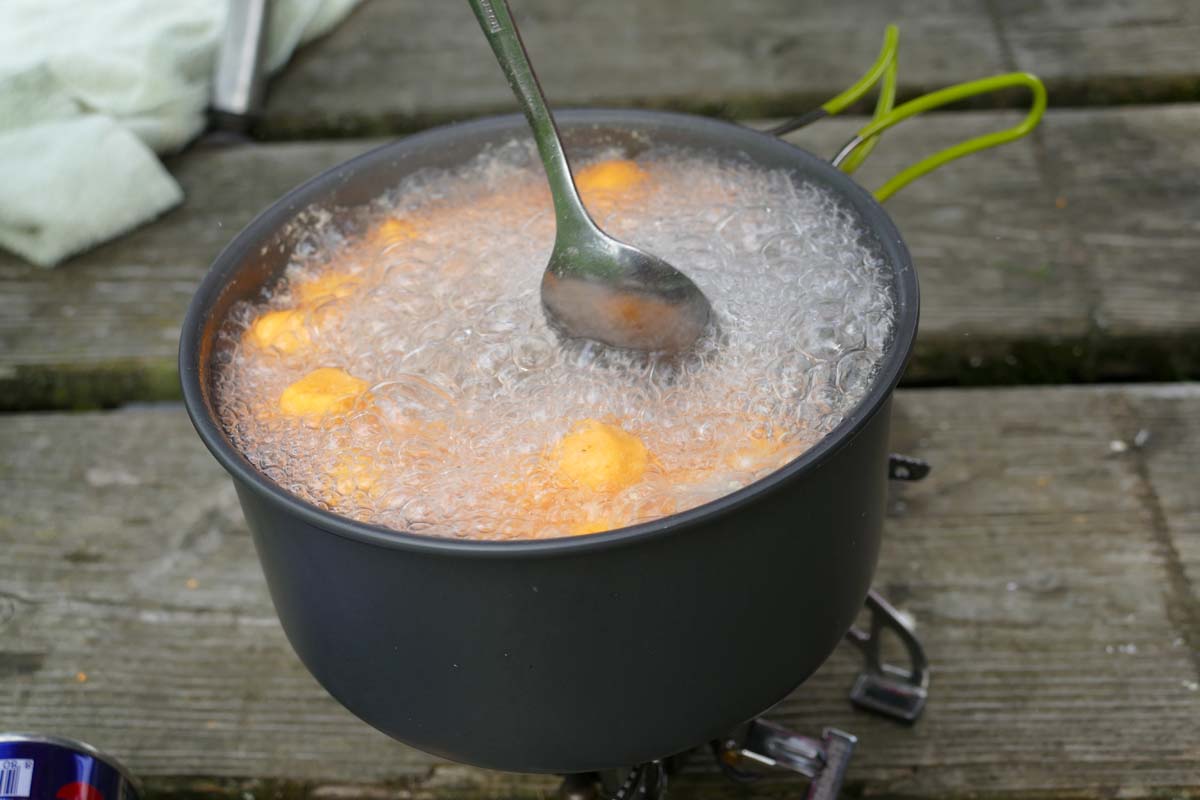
[560,762,668,800]
[560,453,932,800]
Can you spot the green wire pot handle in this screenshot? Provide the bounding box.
[832,72,1047,202]
[823,24,898,174]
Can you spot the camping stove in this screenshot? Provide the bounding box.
[559,454,931,800]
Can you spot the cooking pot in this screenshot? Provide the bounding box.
[180,85,1042,772]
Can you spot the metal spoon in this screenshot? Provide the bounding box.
[467,0,713,353]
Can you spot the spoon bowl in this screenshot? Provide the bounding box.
[469,0,713,353]
[542,228,712,353]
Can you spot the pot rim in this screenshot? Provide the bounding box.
[179,108,919,559]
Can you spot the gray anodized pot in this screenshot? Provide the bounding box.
[179,110,919,774]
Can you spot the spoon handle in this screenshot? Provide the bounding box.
[467,0,593,229]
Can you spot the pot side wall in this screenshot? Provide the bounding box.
[235,395,891,773]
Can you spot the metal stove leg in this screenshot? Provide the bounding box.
[845,589,929,722]
[888,453,930,481]
[713,722,856,800]
[842,452,932,722]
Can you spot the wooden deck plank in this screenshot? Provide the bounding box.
[1,385,1197,796]
[1120,387,1200,635]
[2,105,1199,410]
[992,0,1200,105]
[258,0,1200,138]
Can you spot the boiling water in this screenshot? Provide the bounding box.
[212,141,896,540]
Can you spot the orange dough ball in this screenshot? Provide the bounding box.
[552,419,648,493]
[575,159,650,196]
[569,516,618,536]
[372,217,421,245]
[279,367,369,419]
[726,430,795,472]
[245,309,311,354]
[294,271,362,306]
[328,451,382,499]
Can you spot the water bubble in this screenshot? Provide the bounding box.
[512,336,555,371]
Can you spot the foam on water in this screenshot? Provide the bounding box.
[212,140,896,540]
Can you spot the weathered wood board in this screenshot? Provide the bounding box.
[3,106,1198,410]
[260,0,1200,138]
[1,385,1197,797]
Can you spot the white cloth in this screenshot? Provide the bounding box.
[0,0,361,267]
